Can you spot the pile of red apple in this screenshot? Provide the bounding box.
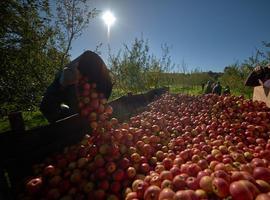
[21,87,270,200]
[77,76,113,130]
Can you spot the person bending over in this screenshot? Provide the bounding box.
[40,51,112,123]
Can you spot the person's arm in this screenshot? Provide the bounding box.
[59,63,80,115]
[40,72,63,123]
[62,84,79,115]
[40,66,80,123]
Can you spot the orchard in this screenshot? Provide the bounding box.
[20,76,270,200]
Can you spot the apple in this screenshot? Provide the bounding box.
[144,185,161,200]
[26,177,43,194]
[212,177,230,198]
[127,167,137,179]
[229,180,259,200]
[159,170,173,181]
[186,177,199,190]
[98,180,109,191]
[113,169,125,181]
[43,165,56,177]
[174,190,199,200]
[158,188,175,200]
[125,192,138,200]
[253,167,270,182]
[172,175,186,190]
[199,176,213,194]
[106,162,117,174]
[83,181,94,193]
[195,189,208,199]
[94,189,105,200]
[110,181,121,194]
[140,163,151,174]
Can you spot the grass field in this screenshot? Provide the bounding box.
[0,85,252,133]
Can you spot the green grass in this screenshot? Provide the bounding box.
[0,116,10,133]
[22,111,49,129]
[109,88,127,101]
[170,85,204,95]
[0,111,48,133]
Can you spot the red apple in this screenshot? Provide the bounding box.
[106,162,117,174]
[229,180,259,200]
[174,190,199,200]
[158,188,175,200]
[43,165,56,177]
[26,177,43,194]
[253,167,270,182]
[144,185,161,200]
[172,175,186,190]
[127,167,136,179]
[199,176,213,194]
[212,177,230,198]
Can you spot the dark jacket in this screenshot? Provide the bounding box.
[204,83,212,94]
[40,72,79,123]
[212,83,222,95]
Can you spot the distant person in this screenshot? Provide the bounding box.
[204,81,212,94]
[212,81,222,95]
[223,85,231,95]
[201,83,205,91]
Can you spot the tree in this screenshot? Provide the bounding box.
[56,0,100,68]
[0,0,61,112]
[109,37,175,93]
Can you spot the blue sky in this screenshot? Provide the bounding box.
[69,0,270,72]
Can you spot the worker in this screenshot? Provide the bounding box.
[40,50,112,123]
[212,81,222,95]
[204,81,212,94]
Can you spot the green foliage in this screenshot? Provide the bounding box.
[219,64,253,98]
[0,0,62,112]
[0,0,98,115]
[109,37,174,93]
[56,0,100,67]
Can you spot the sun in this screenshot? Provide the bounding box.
[102,10,116,41]
[102,11,116,27]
